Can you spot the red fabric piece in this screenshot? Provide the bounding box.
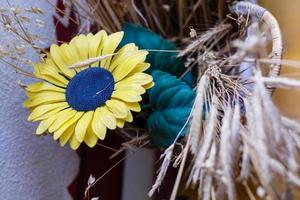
[53,0,79,45]
[54,1,125,199]
[71,133,125,200]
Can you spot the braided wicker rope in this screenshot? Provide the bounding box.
[233,1,283,93]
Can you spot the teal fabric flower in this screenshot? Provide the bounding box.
[120,23,193,86]
[147,70,195,147]
[120,23,196,147]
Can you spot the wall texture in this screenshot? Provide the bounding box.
[0,1,79,200]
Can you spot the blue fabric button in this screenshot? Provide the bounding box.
[66,67,115,111]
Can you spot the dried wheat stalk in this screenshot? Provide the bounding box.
[72,0,232,40]
[152,2,300,200]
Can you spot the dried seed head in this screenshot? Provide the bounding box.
[35,19,45,28]
[189,28,197,38]
[162,4,170,12]
[26,7,44,15]
[19,16,31,23]
[256,186,266,198]
[0,45,9,54]
[206,64,221,79]
[1,14,12,26]
[10,7,21,15]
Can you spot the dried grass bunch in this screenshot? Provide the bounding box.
[151,2,300,200]
[0,3,47,78]
[71,0,233,39]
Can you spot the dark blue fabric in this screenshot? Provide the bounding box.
[66,67,114,111]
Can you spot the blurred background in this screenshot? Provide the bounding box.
[260,0,300,119]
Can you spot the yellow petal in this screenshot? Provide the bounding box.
[36,114,57,135]
[69,134,81,150]
[125,110,133,122]
[125,102,141,112]
[116,72,153,87]
[143,81,155,89]
[36,74,67,88]
[34,63,68,87]
[44,57,60,70]
[59,43,77,66]
[89,31,107,66]
[112,50,148,82]
[116,119,125,128]
[25,91,36,98]
[75,111,94,142]
[68,35,89,73]
[92,111,107,140]
[54,112,84,140]
[48,108,76,133]
[23,92,65,108]
[28,102,68,121]
[33,105,69,121]
[84,126,98,148]
[70,34,89,61]
[98,106,116,130]
[105,99,128,119]
[52,43,81,74]
[109,43,138,72]
[25,89,63,99]
[59,43,85,74]
[112,90,142,102]
[50,44,76,78]
[114,84,146,95]
[26,82,65,93]
[128,62,150,75]
[36,121,48,135]
[100,31,124,69]
[60,42,83,73]
[59,124,76,146]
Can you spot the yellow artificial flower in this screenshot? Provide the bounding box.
[23,31,154,150]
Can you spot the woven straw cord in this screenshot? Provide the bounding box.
[234,1,283,93]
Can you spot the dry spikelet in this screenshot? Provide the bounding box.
[202,174,213,200]
[148,144,174,197]
[255,73,282,142]
[251,73,273,183]
[189,95,218,185]
[68,54,115,69]
[189,74,208,155]
[240,69,300,198]
[202,141,217,200]
[220,106,236,200]
[170,131,193,200]
[239,117,251,180]
[178,23,231,57]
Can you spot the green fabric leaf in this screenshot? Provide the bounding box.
[147,70,195,148]
[120,23,193,86]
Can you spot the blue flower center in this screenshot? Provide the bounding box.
[66,67,115,111]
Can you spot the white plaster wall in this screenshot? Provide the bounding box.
[0,1,79,199]
[122,149,155,200]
